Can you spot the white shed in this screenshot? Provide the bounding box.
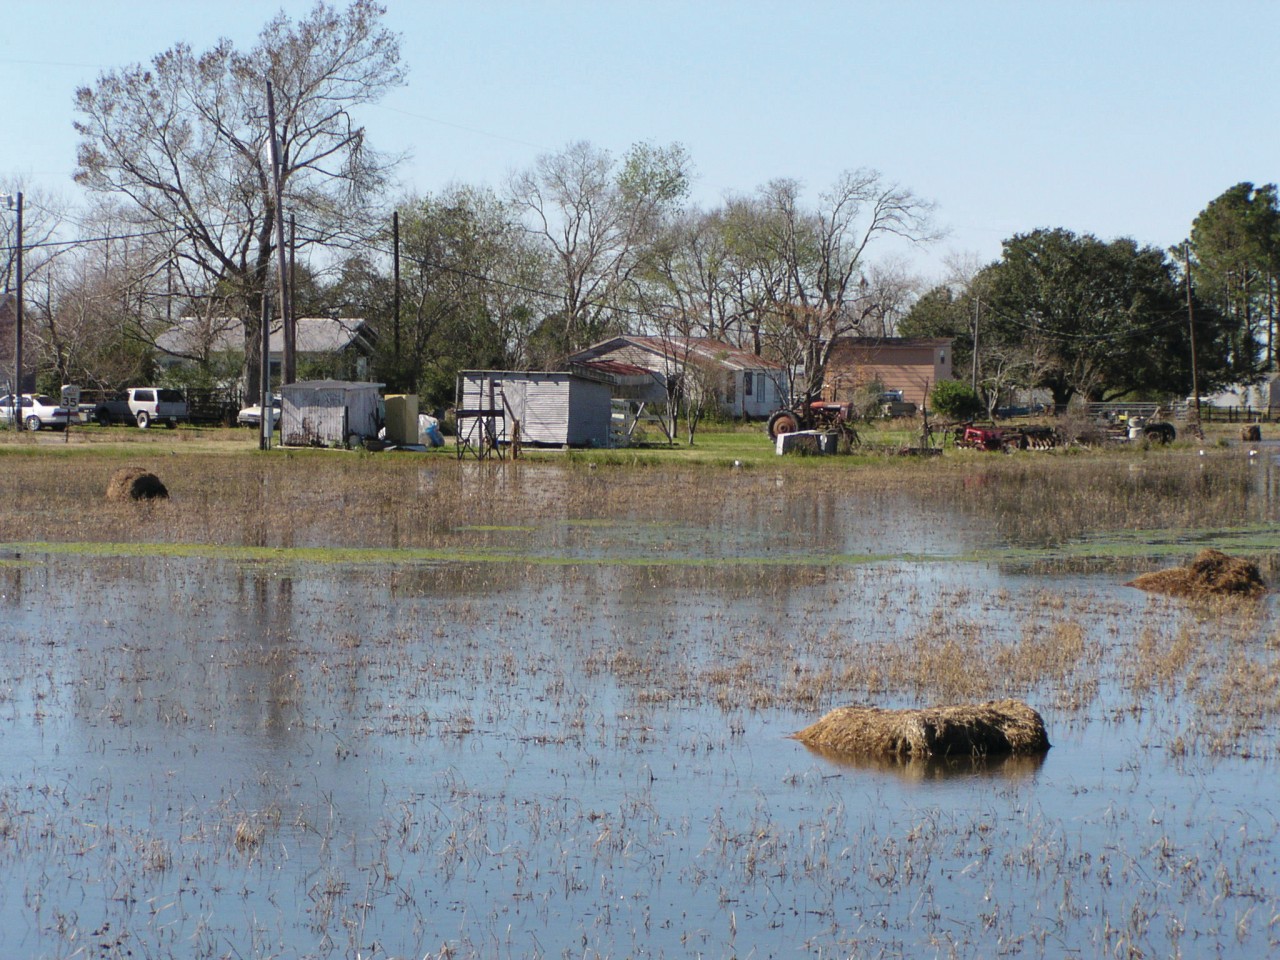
[280,379,384,447]
[457,371,612,447]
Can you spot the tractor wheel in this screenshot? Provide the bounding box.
[1145,422,1176,444]
[767,410,803,440]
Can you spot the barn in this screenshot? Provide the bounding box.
[280,380,384,448]
[456,370,613,448]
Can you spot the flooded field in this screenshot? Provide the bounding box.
[1,448,1278,958]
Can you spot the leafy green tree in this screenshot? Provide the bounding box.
[899,284,975,373]
[978,229,1218,406]
[1190,182,1280,371]
[387,186,545,406]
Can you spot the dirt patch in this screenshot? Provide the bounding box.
[106,467,169,502]
[792,699,1050,758]
[1127,548,1265,599]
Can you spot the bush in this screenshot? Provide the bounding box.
[930,380,983,420]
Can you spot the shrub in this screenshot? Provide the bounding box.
[931,380,983,420]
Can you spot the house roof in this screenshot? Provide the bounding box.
[835,336,954,348]
[156,316,373,357]
[568,358,662,386]
[282,379,385,393]
[570,335,785,372]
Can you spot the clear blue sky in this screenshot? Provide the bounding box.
[2,0,1275,282]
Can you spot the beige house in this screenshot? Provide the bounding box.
[823,337,954,408]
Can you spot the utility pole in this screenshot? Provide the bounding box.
[2,192,22,429]
[266,81,293,387]
[1184,244,1202,434]
[392,210,400,386]
[970,295,980,396]
[288,214,296,384]
[260,293,272,451]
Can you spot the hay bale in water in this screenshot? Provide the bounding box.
[792,699,1050,759]
[1242,424,1262,442]
[106,467,169,502]
[1128,548,1265,599]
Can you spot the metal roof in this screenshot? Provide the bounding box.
[570,335,785,371]
[156,317,373,357]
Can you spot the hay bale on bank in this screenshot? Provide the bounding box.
[1128,548,1265,599]
[106,467,169,502]
[1241,424,1262,442]
[792,699,1050,759]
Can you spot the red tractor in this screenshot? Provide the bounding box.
[766,401,860,443]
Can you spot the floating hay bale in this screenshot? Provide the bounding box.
[1242,424,1262,442]
[106,467,169,502]
[1128,548,1265,599]
[792,699,1050,759]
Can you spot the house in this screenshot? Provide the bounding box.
[155,316,376,384]
[823,337,954,408]
[279,379,384,447]
[565,335,786,419]
[456,370,613,448]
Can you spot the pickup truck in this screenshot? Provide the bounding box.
[92,387,189,429]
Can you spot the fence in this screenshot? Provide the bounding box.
[1086,402,1271,424]
[75,387,243,426]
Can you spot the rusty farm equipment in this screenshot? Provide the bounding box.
[766,400,861,445]
[953,422,1061,452]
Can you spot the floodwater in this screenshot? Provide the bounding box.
[1,457,1279,959]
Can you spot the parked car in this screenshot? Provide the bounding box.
[237,396,282,428]
[92,387,189,428]
[0,393,72,431]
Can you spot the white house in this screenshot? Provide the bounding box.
[156,316,376,384]
[565,335,786,419]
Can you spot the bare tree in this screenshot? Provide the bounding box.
[509,140,689,355]
[73,0,404,397]
[743,171,935,404]
[0,185,74,392]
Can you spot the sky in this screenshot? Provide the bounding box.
[1,0,1276,284]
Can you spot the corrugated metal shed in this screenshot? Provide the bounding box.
[458,371,612,447]
[280,380,384,447]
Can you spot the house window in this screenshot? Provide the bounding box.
[745,372,753,397]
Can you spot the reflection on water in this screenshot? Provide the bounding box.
[798,740,1049,782]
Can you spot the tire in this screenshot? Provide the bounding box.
[96,409,112,427]
[165,419,177,429]
[24,415,40,432]
[1144,423,1175,444]
[136,410,151,429]
[767,410,803,440]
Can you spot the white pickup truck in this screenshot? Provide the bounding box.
[92,387,189,429]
